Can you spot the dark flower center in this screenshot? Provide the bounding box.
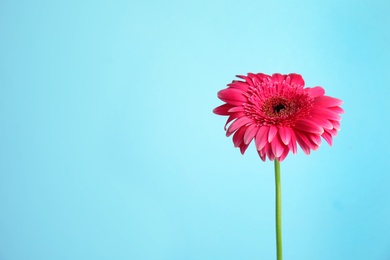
[261,97,292,118]
[273,104,285,113]
[258,96,302,122]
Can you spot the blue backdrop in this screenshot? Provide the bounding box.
[1,0,389,259]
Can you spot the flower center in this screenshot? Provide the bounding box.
[261,97,294,118]
[273,103,285,113]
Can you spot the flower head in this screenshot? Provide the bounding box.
[213,73,344,162]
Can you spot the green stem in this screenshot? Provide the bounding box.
[274,159,283,260]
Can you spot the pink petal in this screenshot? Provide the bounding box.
[271,135,284,158]
[248,73,262,87]
[227,117,253,136]
[213,104,233,115]
[296,131,319,151]
[244,124,259,145]
[224,112,246,131]
[265,143,275,161]
[228,106,246,113]
[294,120,324,135]
[255,126,269,151]
[268,125,278,142]
[308,134,322,146]
[314,96,343,107]
[218,88,247,105]
[257,150,266,162]
[321,131,333,146]
[330,120,341,130]
[287,73,305,87]
[271,73,285,84]
[239,143,250,154]
[328,106,344,114]
[256,73,272,81]
[228,81,249,91]
[327,128,338,137]
[236,75,255,87]
[278,147,290,162]
[288,130,298,154]
[278,126,291,145]
[232,125,248,147]
[295,132,311,155]
[306,86,325,98]
[309,116,333,130]
[311,109,341,121]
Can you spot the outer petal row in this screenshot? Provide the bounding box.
[226,117,253,136]
[255,126,297,162]
[217,88,247,106]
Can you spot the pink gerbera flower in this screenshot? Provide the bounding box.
[213,73,344,162]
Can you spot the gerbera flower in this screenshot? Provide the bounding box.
[213,73,344,162]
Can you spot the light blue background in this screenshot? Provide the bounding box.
[1,0,390,259]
